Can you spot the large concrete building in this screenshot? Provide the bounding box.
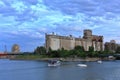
[45,29,103,52]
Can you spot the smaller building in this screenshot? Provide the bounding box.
[11,44,20,53]
[104,40,117,52]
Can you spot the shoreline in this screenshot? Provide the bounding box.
[9,57,102,62]
[8,55,116,61]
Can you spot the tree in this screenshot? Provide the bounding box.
[47,47,52,54]
[116,46,120,53]
[74,46,84,52]
[87,46,94,57]
[73,46,86,58]
[79,52,86,58]
[58,48,69,57]
[50,50,60,57]
[34,46,46,54]
[89,46,94,52]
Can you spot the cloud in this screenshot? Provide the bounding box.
[43,0,99,15]
[43,0,120,17]
[11,1,27,13]
[0,0,120,52]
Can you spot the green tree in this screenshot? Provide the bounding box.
[34,46,46,54]
[87,46,94,57]
[50,50,60,57]
[79,52,86,58]
[89,46,94,52]
[73,46,86,58]
[116,46,120,53]
[56,48,70,57]
[74,46,84,52]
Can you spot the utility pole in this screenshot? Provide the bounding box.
[4,45,7,54]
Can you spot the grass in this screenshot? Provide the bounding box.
[14,54,48,60]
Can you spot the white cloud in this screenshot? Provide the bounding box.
[0,0,6,7]
[11,1,27,13]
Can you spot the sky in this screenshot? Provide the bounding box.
[0,0,120,52]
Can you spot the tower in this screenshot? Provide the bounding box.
[83,29,92,39]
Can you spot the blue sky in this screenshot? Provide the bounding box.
[0,0,120,52]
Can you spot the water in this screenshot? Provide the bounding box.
[0,59,120,80]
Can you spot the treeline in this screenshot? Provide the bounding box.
[34,46,120,58]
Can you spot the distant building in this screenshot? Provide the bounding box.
[11,44,20,53]
[104,40,117,52]
[45,29,103,52]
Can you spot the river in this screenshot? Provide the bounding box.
[0,59,120,80]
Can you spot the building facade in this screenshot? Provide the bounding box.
[104,40,117,52]
[45,29,103,52]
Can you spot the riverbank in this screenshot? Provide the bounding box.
[9,55,101,62]
[8,54,116,61]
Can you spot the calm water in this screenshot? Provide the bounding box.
[0,59,120,80]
